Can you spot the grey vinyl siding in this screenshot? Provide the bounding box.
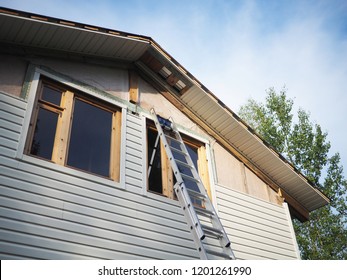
[0,91,198,260]
[124,113,144,192]
[216,184,299,259]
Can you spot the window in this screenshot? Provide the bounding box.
[26,78,122,181]
[147,120,211,200]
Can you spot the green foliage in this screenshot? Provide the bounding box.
[239,87,347,259]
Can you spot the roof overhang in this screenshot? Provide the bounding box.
[0,7,329,220]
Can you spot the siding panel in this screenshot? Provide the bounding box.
[216,184,299,259]
[124,113,144,191]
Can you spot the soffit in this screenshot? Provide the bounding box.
[0,10,150,61]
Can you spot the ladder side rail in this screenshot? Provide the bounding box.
[173,182,209,260]
[148,134,160,178]
[169,117,234,254]
[151,111,205,240]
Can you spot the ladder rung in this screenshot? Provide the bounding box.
[201,225,223,237]
[175,159,193,169]
[205,249,233,260]
[194,206,214,217]
[164,134,181,144]
[181,173,200,183]
[187,188,207,200]
[170,146,188,156]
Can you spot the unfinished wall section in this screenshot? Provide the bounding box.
[212,141,281,205]
[0,54,28,97]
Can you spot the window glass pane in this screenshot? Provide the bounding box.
[148,128,163,194]
[67,99,112,177]
[41,86,62,106]
[30,108,59,160]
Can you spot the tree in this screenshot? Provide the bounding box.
[239,87,347,259]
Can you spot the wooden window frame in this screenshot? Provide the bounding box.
[25,78,122,182]
[146,120,212,200]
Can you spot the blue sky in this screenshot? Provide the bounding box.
[1,0,347,172]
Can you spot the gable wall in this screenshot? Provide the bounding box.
[0,53,299,259]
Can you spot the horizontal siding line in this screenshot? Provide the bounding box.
[125,137,142,149]
[217,196,287,226]
[0,147,18,158]
[125,185,144,194]
[0,174,185,228]
[230,239,297,259]
[231,248,276,260]
[0,147,17,158]
[125,160,142,171]
[221,218,293,244]
[0,127,20,142]
[231,251,268,260]
[126,113,142,121]
[227,227,296,250]
[0,168,184,230]
[125,147,142,159]
[0,217,196,259]
[218,199,288,227]
[231,243,295,260]
[0,121,23,139]
[0,230,121,260]
[0,178,188,232]
[0,136,18,151]
[125,139,143,153]
[126,132,142,143]
[0,200,193,252]
[0,92,27,110]
[126,129,142,141]
[0,101,25,118]
[0,156,182,214]
[124,177,143,189]
[0,96,26,112]
[216,191,287,221]
[126,118,142,129]
[0,241,99,260]
[0,207,194,252]
[126,127,142,138]
[125,166,143,178]
[216,184,284,213]
[0,115,23,130]
[0,253,41,260]
[219,212,291,237]
[217,189,284,216]
[126,153,144,166]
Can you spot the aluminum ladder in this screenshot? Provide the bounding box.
[150,109,235,260]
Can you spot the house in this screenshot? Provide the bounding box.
[0,7,329,260]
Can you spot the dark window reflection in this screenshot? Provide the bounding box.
[67,99,112,177]
[41,86,62,106]
[30,108,59,160]
[171,140,199,192]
